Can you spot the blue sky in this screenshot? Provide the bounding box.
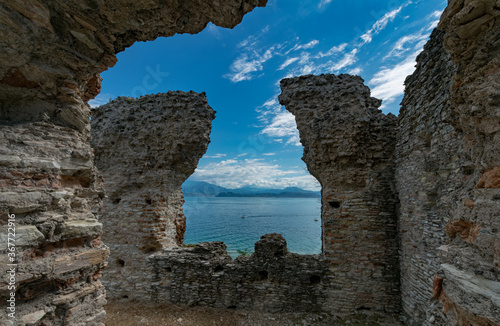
[90,0,447,191]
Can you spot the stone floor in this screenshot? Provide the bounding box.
[104,300,403,326]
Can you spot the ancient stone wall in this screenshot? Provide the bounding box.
[0,0,265,324]
[150,234,329,312]
[395,28,464,325]
[396,1,500,324]
[279,74,400,314]
[90,92,215,300]
[0,122,108,325]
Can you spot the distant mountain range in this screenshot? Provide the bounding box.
[182,180,320,198]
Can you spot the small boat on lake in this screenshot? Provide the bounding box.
[241,215,247,219]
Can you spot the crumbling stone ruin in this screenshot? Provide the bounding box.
[150,233,329,312]
[90,92,215,300]
[279,74,400,314]
[1,0,499,325]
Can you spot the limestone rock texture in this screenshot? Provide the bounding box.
[396,0,500,324]
[0,0,265,324]
[150,234,329,313]
[90,92,215,300]
[0,0,266,131]
[279,74,400,314]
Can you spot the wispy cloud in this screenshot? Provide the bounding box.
[192,158,320,190]
[316,43,348,58]
[224,46,275,82]
[293,40,320,51]
[261,111,301,146]
[278,57,300,70]
[205,153,227,159]
[360,5,404,45]
[348,67,363,75]
[326,49,358,72]
[384,33,429,60]
[369,50,419,106]
[257,95,301,146]
[318,0,334,9]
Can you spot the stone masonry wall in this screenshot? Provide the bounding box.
[0,122,108,326]
[150,234,329,313]
[396,1,500,325]
[279,74,400,314]
[90,92,215,300]
[395,29,464,325]
[0,1,265,324]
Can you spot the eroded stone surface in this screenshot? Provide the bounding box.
[396,1,500,323]
[90,92,215,300]
[279,74,400,314]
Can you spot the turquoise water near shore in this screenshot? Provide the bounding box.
[183,197,322,258]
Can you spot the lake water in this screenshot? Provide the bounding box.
[183,197,322,258]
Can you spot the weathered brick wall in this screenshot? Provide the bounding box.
[279,74,400,314]
[396,1,500,323]
[395,29,464,325]
[90,92,215,300]
[150,234,329,312]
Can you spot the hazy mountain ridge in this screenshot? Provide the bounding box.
[182,180,320,198]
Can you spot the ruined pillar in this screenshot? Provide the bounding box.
[279,74,400,314]
[90,92,215,300]
[0,0,266,323]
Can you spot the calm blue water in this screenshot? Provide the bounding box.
[183,197,322,258]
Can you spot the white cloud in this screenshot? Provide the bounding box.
[384,33,429,59]
[205,153,227,159]
[227,35,321,82]
[369,51,419,105]
[316,43,348,58]
[428,19,439,30]
[360,5,404,45]
[431,10,442,18]
[278,57,300,70]
[262,153,276,156]
[219,159,238,165]
[256,95,302,147]
[224,46,275,82]
[296,40,320,50]
[192,158,320,190]
[261,110,301,146]
[318,0,334,9]
[348,67,363,75]
[327,48,358,72]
